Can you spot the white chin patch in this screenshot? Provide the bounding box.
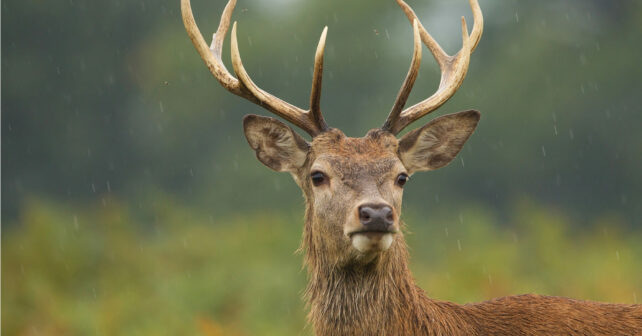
[352,233,394,253]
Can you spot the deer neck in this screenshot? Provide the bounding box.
[301,210,471,335]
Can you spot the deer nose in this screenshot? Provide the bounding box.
[358,204,394,231]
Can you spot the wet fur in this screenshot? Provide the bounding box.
[243,115,642,335]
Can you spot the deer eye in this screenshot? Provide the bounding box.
[396,173,409,187]
[310,171,327,186]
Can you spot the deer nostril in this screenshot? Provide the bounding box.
[385,209,394,222]
[359,206,373,223]
[358,204,394,230]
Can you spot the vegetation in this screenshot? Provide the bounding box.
[3,197,640,335]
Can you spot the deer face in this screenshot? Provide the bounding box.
[304,128,405,258]
[243,110,479,263]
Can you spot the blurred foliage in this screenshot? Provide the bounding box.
[3,198,640,335]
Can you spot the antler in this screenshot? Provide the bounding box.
[181,0,329,136]
[382,0,483,135]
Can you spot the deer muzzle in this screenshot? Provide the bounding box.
[347,203,398,253]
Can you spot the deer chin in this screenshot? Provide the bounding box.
[350,232,394,253]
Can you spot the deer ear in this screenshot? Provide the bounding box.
[243,114,310,172]
[398,110,480,174]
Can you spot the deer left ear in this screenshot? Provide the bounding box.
[243,114,310,173]
[398,110,480,174]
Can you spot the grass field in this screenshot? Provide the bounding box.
[3,197,641,335]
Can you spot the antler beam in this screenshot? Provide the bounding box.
[181,0,329,136]
[383,0,483,135]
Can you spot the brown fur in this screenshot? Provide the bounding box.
[242,115,642,335]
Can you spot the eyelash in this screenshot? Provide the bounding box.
[310,171,327,186]
[396,173,409,187]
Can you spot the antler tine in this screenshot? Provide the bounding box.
[395,0,448,69]
[383,0,483,135]
[181,0,329,137]
[309,26,330,133]
[468,0,484,52]
[182,0,246,98]
[382,20,422,132]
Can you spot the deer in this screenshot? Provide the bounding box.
[181,0,642,334]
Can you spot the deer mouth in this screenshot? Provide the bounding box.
[349,231,396,253]
[348,229,397,238]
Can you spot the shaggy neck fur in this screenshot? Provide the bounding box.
[301,207,477,335]
[300,205,642,336]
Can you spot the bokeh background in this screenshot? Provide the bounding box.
[3,0,641,335]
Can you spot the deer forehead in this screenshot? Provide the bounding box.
[309,129,399,157]
[308,130,404,182]
[314,156,401,180]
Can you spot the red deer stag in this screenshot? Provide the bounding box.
[181,0,642,334]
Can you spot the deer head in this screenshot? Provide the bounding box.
[181,0,482,265]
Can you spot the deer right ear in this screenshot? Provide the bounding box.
[398,110,480,174]
[243,114,310,172]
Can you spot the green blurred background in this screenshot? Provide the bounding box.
[2,0,641,335]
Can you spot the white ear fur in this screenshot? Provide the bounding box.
[398,110,480,174]
[243,115,309,172]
